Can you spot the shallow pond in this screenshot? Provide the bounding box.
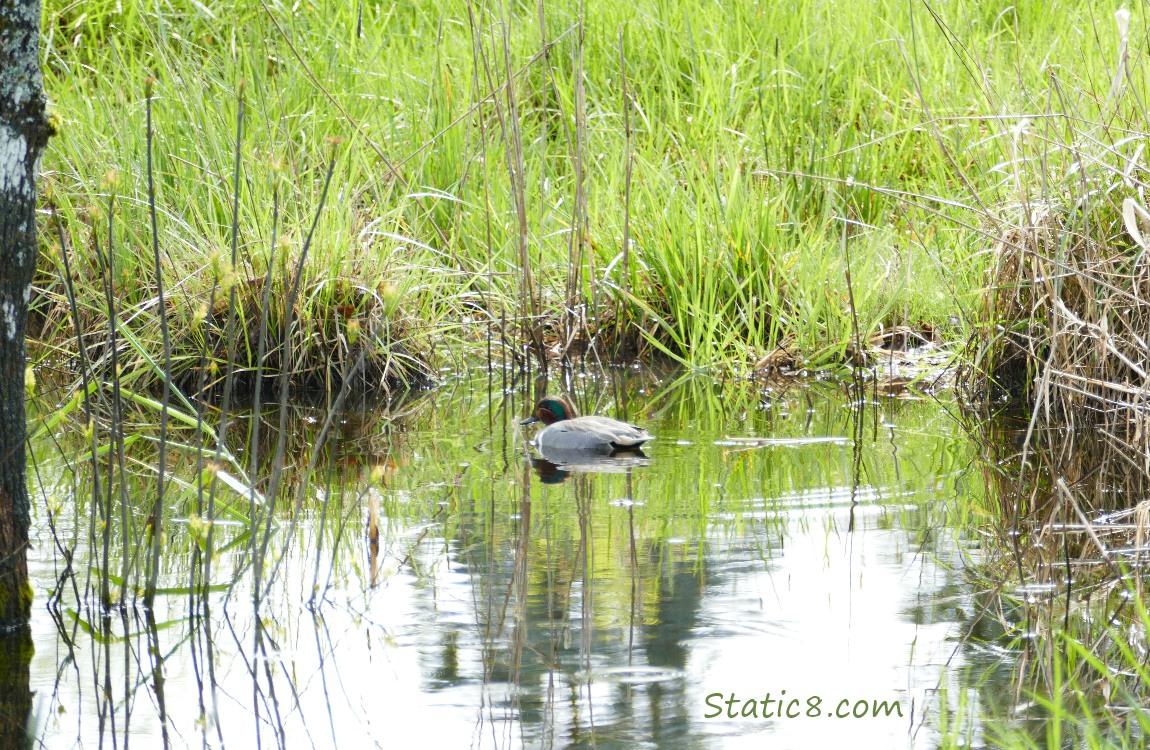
[25,370,1019,748]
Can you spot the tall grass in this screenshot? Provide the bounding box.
[37,0,1128,380]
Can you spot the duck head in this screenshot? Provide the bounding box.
[520,396,577,426]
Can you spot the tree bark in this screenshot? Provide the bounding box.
[0,626,32,746]
[0,0,49,631]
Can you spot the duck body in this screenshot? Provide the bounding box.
[521,396,653,455]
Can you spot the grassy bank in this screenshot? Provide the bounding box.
[34,0,1140,386]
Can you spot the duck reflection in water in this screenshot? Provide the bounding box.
[530,451,652,484]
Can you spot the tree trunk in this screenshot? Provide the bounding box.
[0,2,49,743]
[0,0,49,630]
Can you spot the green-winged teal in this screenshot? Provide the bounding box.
[520,396,653,454]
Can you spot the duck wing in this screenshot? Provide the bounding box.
[566,416,653,449]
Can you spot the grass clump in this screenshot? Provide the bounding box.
[959,6,1150,424]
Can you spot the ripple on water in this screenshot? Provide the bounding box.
[591,666,685,685]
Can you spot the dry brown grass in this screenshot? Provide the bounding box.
[972,201,1150,420]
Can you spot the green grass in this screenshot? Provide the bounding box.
[35,0,1143,379]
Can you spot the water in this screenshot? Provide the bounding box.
[24,372,1000,748]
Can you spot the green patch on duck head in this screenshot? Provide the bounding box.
[536,396,574,424]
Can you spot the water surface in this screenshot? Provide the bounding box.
[27,371,998,748]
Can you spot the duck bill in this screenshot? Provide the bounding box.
[519,415,540,426]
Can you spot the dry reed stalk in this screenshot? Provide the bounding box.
[616,27,632,356]
[498,0,544,368]
[563,0,589,358]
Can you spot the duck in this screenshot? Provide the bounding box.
[520,396,654,455]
